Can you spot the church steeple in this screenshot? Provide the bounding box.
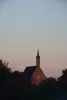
[37,49,39,56]
[36,49,40,67]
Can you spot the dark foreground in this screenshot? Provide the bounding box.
[0,60,67,100]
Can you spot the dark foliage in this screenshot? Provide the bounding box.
[0,59,67,100]
[58,69,67,85]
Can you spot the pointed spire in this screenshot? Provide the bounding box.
[36,49,40,67]
[37,49,39,56]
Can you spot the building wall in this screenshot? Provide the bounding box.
[31,67,46,85]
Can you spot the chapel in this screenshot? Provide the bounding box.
[24,50,47,85]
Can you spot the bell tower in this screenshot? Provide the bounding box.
[36,49,40,67]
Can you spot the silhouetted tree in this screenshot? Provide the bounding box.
[58,69,67,85]
[0,59,67,100]
[0,59,11,82]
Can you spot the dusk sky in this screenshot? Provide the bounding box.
[0,0,67,77]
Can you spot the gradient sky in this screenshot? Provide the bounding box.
[0,0,67,77]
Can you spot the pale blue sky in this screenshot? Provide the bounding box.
[0,0,67,77]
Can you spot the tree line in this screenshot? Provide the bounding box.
[0,59,67,100]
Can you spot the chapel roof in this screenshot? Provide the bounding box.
[24,66,36,77]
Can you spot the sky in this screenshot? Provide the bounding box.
[0,0,67,77]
